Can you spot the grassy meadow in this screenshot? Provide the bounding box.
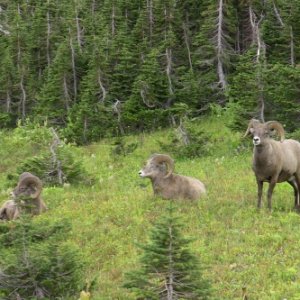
[1,115,300,299]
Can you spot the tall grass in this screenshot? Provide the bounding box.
[1,115,300,299]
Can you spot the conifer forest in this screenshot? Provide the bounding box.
[0,0,300,142]
[2,1,300,299]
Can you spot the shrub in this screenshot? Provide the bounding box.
[110,137,138,158]
[10,146,94,187]
[5,127,94,187]
[0,217,85,299]
[159,119,212,158]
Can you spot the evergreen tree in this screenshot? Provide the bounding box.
[123,48,169,131]
[124,204,212,299]
[0,0,300,138]
[193,0,237,104]
[0,216,84,299]
[65,28,117,144]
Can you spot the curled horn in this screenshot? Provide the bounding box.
[265,121,285,142]
[19,173,43,198]
[151,154,174,178]
[243,119,261,138]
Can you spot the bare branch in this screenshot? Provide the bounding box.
[0,24,9,35]
[140,82,156,108]
[183,22,193,72]
[249,7,265,63]
[249,6,266,122]
[97,69,107,103]
[0,6,10,35]
[177,118,190,146]
[273,1,284,27]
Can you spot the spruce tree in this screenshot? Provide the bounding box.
[124,204,212,299]
[0,216,84,299]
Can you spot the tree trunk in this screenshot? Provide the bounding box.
[50,128,64,185]
[113,100,124,135]
[17,4,27,120]
[249,6,266,122]
[273,1,284,27]
[249,6,265,63]
[20,71,26,120]
[147,0,154,44]
[69,29,77,100]
[6,90,11,113]
[111,4,116,36]
[46,0,51,66]
[75,6,82,53]
[166,47,174,107]
[216,0,227,90]
[183,22,193,72]
[290,26,295,66]
[166,226,174,300]
[97,69,107,103]
[63,73,70,111]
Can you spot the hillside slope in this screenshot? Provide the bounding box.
[1,116,300,299]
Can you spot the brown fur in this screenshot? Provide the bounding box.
[139,154,206,200]
[0,172,47,221]
[244,119,300,210]
[0,200,19,220]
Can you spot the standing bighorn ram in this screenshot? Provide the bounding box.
[0,172,47,221]
[244,119,300,210]
[139,154,206,200]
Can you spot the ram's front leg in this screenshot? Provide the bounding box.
[267,177,278,210]
[256,179,263,209]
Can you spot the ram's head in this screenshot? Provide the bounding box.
[12,172,43,201]
[139,154,174,179]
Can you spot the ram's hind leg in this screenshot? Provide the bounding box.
[267,177,278,210]
[292,174,300,211]
[287,178,299,209]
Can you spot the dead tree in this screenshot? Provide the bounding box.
[249,6,266,122]
[216,0,227,90]
[113,100,125,135]
[49,128,64,185]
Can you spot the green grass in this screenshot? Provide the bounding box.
[1,115,300,299]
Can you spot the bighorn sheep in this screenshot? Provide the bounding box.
[139,154,206,200]
[0,200,19,221]
[0,172,47,221]
[244,119,300,210]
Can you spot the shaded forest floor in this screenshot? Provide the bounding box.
[1,115,300,299]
